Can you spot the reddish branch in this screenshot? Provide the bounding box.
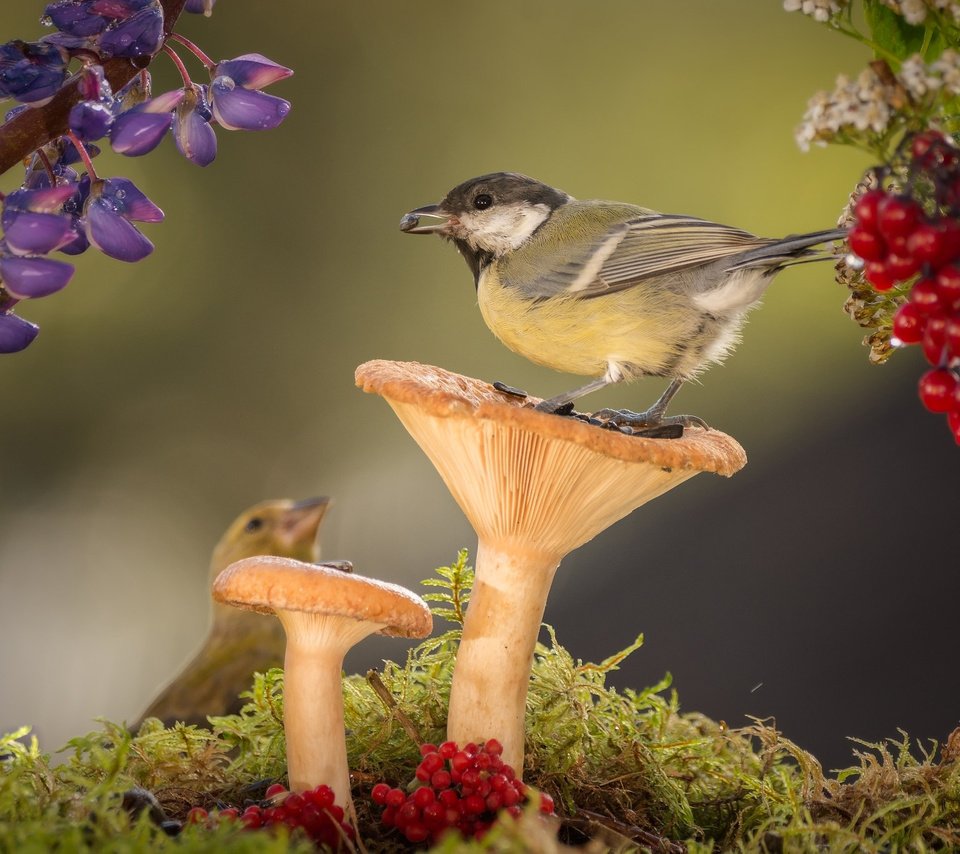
[0,0,188,176]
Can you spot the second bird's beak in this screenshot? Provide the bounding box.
[399,203,453,235]
[279,496,330,549]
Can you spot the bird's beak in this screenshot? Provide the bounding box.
[399,203,453,235]
[279,496,331,547]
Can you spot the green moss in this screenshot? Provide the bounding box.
[2,551,959,852]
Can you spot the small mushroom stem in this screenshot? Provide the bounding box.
[447,540,559,772]
[279,614,381,809]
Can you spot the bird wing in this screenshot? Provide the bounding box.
[574,215,775,299]
[505,213,778,300]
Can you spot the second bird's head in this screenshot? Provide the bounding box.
[400,173,570,268]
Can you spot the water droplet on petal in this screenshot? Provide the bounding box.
[116,189,126,199]
[213,75,236,92]
[40,14,53,26]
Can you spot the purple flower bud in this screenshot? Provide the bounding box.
[0,311,39,354]
[77,63,112,102]
[174,86,216,166]
[44,1,109,37]
[210,78,290,131]
[2,187,79,256]
[215,53,293,90]
[0,255,74,299]
[69,101,114,141]
[185,0,216,15]
[83,177,161,262]
[0,40,68,104]
[97,4,163,58]
[110,91,183,156]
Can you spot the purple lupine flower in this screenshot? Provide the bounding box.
[173,85,216,166]
[0,311,39,354]
[83,177,162,262]
[0,40,68,104]
[43,0,111,37]
[97,3,164,58]
[58,174,91,256]
[69,101,114,141]
[2,186,78,256]
[110,89,183,156]
[0,252,74,299]
[209,53,292,131]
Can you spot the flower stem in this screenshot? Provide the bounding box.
[65,131,98,181]
[167,32,215,70]
[161,43,192,88]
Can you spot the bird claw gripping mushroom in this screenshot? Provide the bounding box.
[356,359,746,774]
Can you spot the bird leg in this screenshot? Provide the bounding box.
[534,377,612,414]
[592,378,709,429]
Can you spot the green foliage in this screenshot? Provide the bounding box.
[2,551,960,851]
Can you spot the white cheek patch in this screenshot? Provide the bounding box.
[459,203,550,255]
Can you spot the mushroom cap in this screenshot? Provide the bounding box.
[355,360,745,474]
[356,360,747,557]
[212,556,433,639]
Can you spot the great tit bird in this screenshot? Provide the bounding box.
[137,497,343,728]
[400,172,846,429]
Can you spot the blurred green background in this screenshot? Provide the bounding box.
[2,2,957,770]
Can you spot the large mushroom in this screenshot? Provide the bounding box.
[212,557,432,810]
[356,359,746,773]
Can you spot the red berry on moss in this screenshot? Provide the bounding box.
[385,787,406,808]
[886,253,921,281]
[186,807,208,824]
[405,822,430,843]
[919,368,959,413]
[911,278,942,315]
[539,792,556,814]
[264,783,287,800]
[413,786,436,809]
[922,315,948,364]
[371,782,391,805]
[848,226,886,261]
[438,741,458,759]
[431,769,452,790]
[936,265,960,309]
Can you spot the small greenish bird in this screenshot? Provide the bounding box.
[137,497,333,728]
[400,172,846,429]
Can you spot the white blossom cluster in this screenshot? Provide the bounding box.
[899,50,960,98]
[796,51,960,150]
[880,0,960,24]
[795,66,897,150]
[782,0,847,21]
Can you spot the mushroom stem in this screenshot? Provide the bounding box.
[447,539,559,772]
[279,613,380,808]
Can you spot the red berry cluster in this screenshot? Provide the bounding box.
[185,783,354,849]
[847,131,960,443]
[371,739,555,845]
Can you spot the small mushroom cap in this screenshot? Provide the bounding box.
[212,556,432,639]
[355,359,746,474]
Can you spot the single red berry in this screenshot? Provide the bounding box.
[371,782,391,805]
[485,792,502,812]
[945,315,960,356]
[462,793,486,815]
[847,225,886,261]
[878,195,923,241]
[488,773,508,791]
[507,805,522,818]
[501,786,521,808]
[381,805,398,827]
[327,803,344,823]
[431,769,452,790]
[284,793,304,814]
[919,368,959,413]
[241,811,262,829]
[911,278,942,315]
[264,783,287,800]
[218,807,240,820]
[461,768,481,789]
[539,792,556,814]
[892,302,925,344]
[463,742,479,756]
[422,801,446,826]
[305,785,335,810]
[419,751,444,776]
[936,265,960,309]
[438,789,460,808]
[397,800,420,826]
[413,786,436,809]
[450,751,472,774]
[186,807,208,824]
[475,752,492,771]
[906,221,946,265]
[438,741,458,759]
[419,742,438,757]
[885,253,920,281]
[405,822,430,843]
[864,260,897,291]
[483,738,504,757]
[853,188,887,230]
[922,314,948,364]
[948,411,960,443]
[385,787,406,808]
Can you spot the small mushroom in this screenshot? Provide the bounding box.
[356,359,746,773]
[212,556,432,809]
